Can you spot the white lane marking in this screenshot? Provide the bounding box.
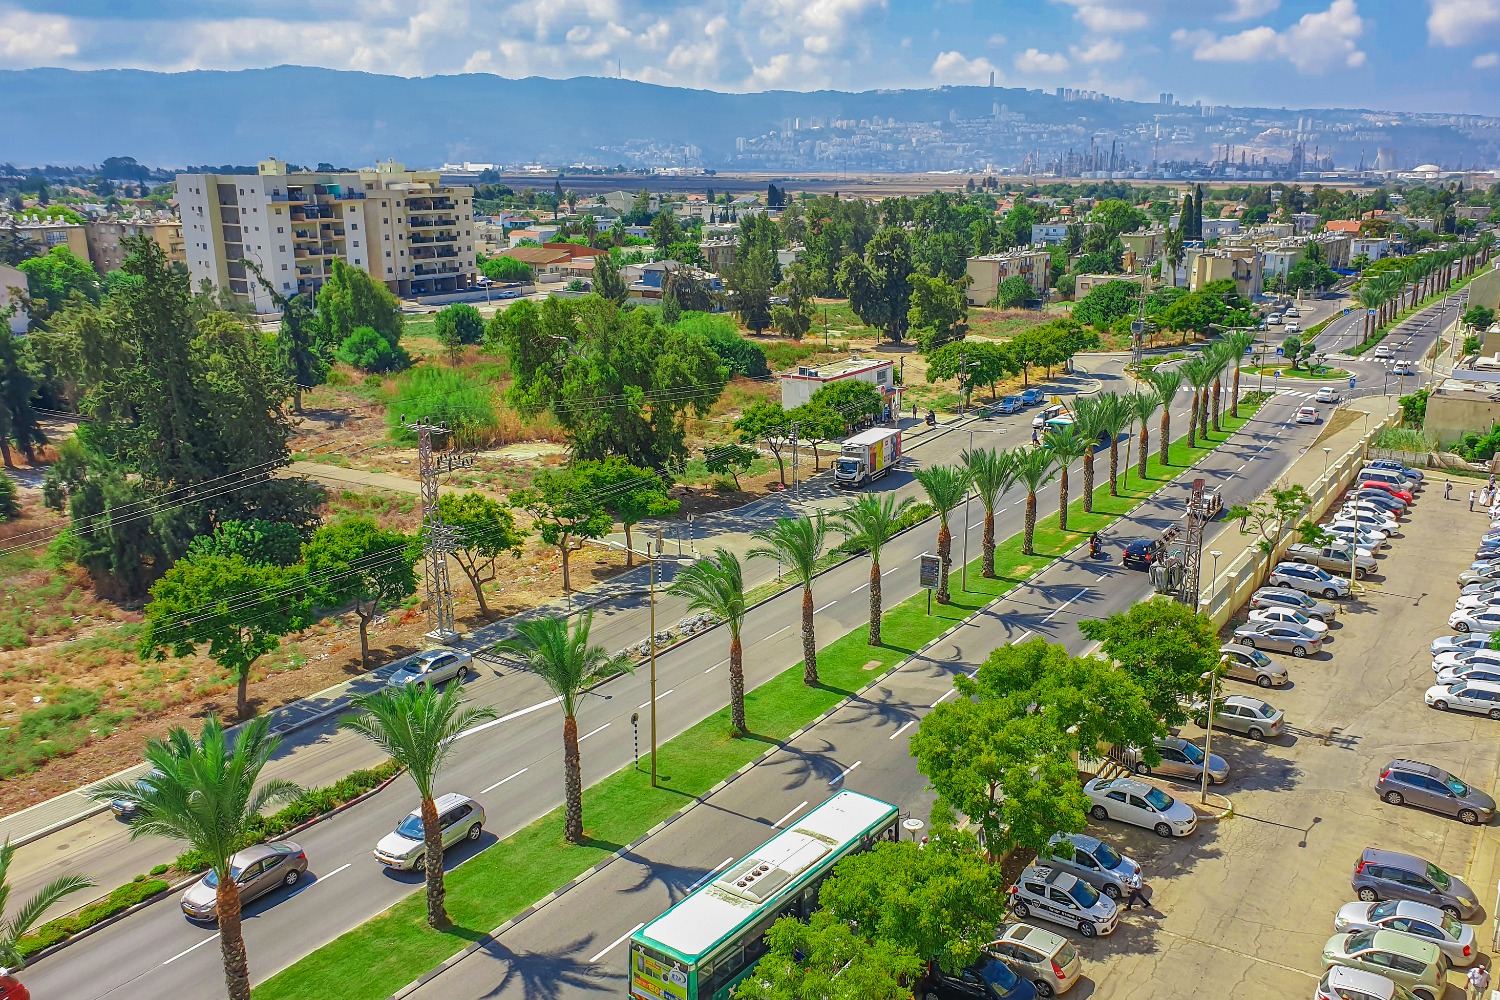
[882,565,903,577]
[814,601,837,614]
[996,508,1008,515]
[704,658,727,674]
[1042,588,1089,624]
[589,922,646,963]
[766,624,791,640]
[1095,573,1107,582]
[773,801,810,828]
[456,695,564,741]
[889,719,916,741]
[850,581,868,593]
[968,521,984,531]
[688,857,736,891]
[482,767,529,794]
[1011,629,1034,645]
[931,688,957,707]
[579,722,611,742]
[1237,463,1248,472]
[164,933,220,965]
[830,760,862,785]
[638,689,674,710]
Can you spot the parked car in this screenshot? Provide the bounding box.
[1231,621,1324,657]
[1320,930,1448,1000]
[1352,485,1411,509]
[373,793,485,870]
[1247,605,1331,635]
[1334,899,1478,967]
[1199,694,1286,739]
[1118,735,1228,786]
[1431,648,1500,673]
[1043,832,1142,901]
[1452,591,1500,613]
[1316,386,1340,403]
[1325,523,1389,552]
[1219,642,1291,688]
[1352,847,1481,919]
[1121,538,1163,570]
[996,396,1025,414]
[1007,864,1119,938]
[1446,608,1500,633]
[108,770,161,819]
[919,955,1039,1000]
[1286,543,1377,579]
[1268,313,1284,325]
[1286,306,1301,318]
[387,649,472,689]
[1431,633,1496,657]
[1296,406,1320,424]
[1435,663,1500,689]
[987,922,1084,996]
[1335,506,1399,534]
[1267,562,1350,599]
[1314,965,1420,1000]
[1249,587,1338,621]
[0,973,29,1000]
[1020,388,1046,406]
[1082,776,1198,838]
[1375,760,1495,826]
[1424,678,1500,718]
[1457,567,1500,587]
[1367,459,1423,483]
[180,842,307,922]
[1345,494,1407,517]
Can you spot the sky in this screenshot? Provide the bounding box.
[0,0,1496,114]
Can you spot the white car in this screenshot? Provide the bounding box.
[1425,679,1500,718]
[1460,579,1500,597]
[1435,662,1500,687]
[1325,524,1389,551]
[1296,406,1320,424]
[1327,520,1390,547]
[1341,498,1402,522]
[1432,648,1500,673]
[1373,345,1394,359]
[1432,633,1497,657]
[1007,864,1119,939]
[1315,387,1341,403]
[1267,562,1350,599]
[1454,592,1500,613]
[1333,900,1477,967]
[1247,606,1330,635]
[1083,776,1198,838]
[1335,509,1399,534]
[1285,306,1301,318]
[1392,363,1418,377]
[1448,608,1500,634]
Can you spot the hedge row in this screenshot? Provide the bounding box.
[20,875,169,957]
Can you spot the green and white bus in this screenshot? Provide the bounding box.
[627,790,900,1000]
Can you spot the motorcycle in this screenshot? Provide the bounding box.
[924,409,936,426]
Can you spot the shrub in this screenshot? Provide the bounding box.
[675,312,769,377]
[17,878,169,958]
[0,471,16,521]
[434,303,485,346]
[337,325,411,373]
[478,254,533,282]
[384,367,500,446]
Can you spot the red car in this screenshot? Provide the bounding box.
[1354,480,1414,504]
[0,972,30,1000]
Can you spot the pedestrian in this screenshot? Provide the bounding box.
[1032,428,1040,446]
[1472,490,1478,512]
[1447,480,1454,500]
[1468,963,1489,1000]
[1489,472,1496,491]
[1484,487,1493,507]
[1122,879,1153,911]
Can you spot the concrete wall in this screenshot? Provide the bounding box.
[1469,268,1500,313]
[1425,392,1500,445]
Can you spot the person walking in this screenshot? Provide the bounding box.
[1447,480,1454,500]
[1471,490,1479,512]
[1122,879,1153,911]
[1467,963,1489,1000]
[1483,487,1493,508]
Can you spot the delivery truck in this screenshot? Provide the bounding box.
[835,428,902,488]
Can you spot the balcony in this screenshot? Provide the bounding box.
[408,217,457,229]
[408,198,456,212]
[412,263,461,277]
[293,229,318,241]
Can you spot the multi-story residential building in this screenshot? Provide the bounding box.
[7,217,90,260]
[1201,218,1241,240]
[1290,213,1322,235]
[965,249,1052,305]
[1030,222,1070,246]
[83,215,185,274]
[1119,227,1166,265]
[178,158,476,314]
[1261,244,1306,283]
[701,237,737,274]
[0,264,28,333]
[1189,248,1262,298]
[1349,236,1392,262]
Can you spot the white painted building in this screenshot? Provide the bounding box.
[779,355,902,415]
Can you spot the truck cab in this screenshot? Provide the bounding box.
[834,428,902,489]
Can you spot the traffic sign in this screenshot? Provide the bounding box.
[1344,307,1351,315]
[1367,309,1376,316]
[1348,376,1357,388]
[1274,370,1281,379]
[919,554,941,590]
[1275,346,1284,356]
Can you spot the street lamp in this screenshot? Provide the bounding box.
[1208,549,1222,615]
[1322,447,1332,475]
[1200,657,1226,805]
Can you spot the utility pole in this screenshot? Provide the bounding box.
[788,420,800,492]
[402,417,473,644]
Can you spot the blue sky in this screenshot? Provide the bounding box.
[0,0,1495,114]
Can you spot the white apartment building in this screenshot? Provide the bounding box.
[178,158,476,314]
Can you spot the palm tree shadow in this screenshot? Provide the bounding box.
[771,736,851,791]
[615,851,720,906]
[476,933,624,999]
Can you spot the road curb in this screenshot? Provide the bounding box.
[385,406,1272,1000]
[1189,791,1234,821]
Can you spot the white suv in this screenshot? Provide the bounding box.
[1007,864,1119,938]
[1268,562,1351,599]
[373,792,485,870]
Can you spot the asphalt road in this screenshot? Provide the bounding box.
[20,354,1214,999]
[380,391,1326,1000]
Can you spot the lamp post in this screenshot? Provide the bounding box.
[1208,549,1222,615]
[1200,658,1225,805]
[1322,447,1332,476]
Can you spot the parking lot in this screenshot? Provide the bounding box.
[1068,473,1500,998]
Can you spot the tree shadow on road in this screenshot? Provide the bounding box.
[474,933,624,1000]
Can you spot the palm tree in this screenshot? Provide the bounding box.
[833,494,917,645]
[1126,389,1159,482]
[1354,283,1384,345]
[963,447,1016,578]
[1094,393,1130,497]
[87,717,300,1000]
[1225,330,1255,418]
[1204,343,1232,434]
[667,548,750,731]
[749,515,831,685]
[0,838,95,974]
[1179,356,1213,449]
[913,465,974,604]
[496,613,628,843]
[1041,425,1089,531]
[1143,369,1182,467]
[1012,447,1058,556]
[1070,395,1110,512]
[340,682,496,928]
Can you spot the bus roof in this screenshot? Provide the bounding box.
[634,791,896,961]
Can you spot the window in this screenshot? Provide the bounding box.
[281,264,287,270]
[279,246,286,253]
[353,241,360,247]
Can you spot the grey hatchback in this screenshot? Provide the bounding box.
[1375,760,1496,826]
[1351,848,1481,920]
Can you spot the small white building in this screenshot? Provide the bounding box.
[1030,223,1070,245]
[779,355,902,415]
[1201,218,1241,240]
[0,264,28,334]
[1350,237,1392,262]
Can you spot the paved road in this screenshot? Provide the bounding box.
[388,391,1326,1000]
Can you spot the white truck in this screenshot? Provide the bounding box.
[834,428,902,488]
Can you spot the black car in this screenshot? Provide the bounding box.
[1122,539,1161,570]
[919,956,1038,1000]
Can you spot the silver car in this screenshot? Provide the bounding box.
[1434,662,1500,688]
[1375,759,1496,826]
[1044,832,1142,901]
[180,842,307,921]
[1249,587,1337,622]
[1120,735,1228,786]
[387,649,472,688]
[1334,899,1478,967]
[1202,694,1286,739]
[373,792,485,870]
[1219,643,1290,688]
[1424,679,1500,719]
[1232,620,1324,657]
[1431,633,1495,656]
[987,922,1084,996]
[1267,562,1350,599]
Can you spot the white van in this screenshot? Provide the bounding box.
[1032,403,1065,428]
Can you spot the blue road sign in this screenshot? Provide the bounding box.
[1344,307,1351,315]
[1349,376,1357,388]
[1367,308,1377,316]
[1274,370,1281,379]
[1275,346,1284,356]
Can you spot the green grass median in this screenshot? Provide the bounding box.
[252,404,1259,1000]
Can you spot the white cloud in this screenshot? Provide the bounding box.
[1072,38,1125,63]
[931,49,1000,84]
[0,7,79,65]
[1051,0,1151,32]
[1174,0,1365,73]
[1221,0,1280,19]
[987,33,1007,46]
[1014,47,1070,74]
[1475,50,1500,66]
[1428,0,1500,46]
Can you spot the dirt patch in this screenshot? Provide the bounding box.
[1315,407,1366,445]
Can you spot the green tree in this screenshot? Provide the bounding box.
[750,516,831,686]
[313,258,404,354]
[667,548,750,732]
[0,325,44,467]
[1012,446,1057,557]
[820,839,1011,975]
[303,518,420,669]
[809,379,885,428]
[185,519,304,567]
[17,245,100,318]
[434,303,484,363]
[0,837,95,972]
[1072,279,1140,331]
[772,261,818,339]
[1077,601,1218,727]
[1227,484,1313,586]
[335,325,410,373]
[834,493,918,645]
[913,465,972,604]
[1042,424,1088,531]
[963,447,1015,579]
[508,465,614,593]
[790,400,851,471]
[1225,329,1255,418]
[0,472,16,521]
[1143,368,1182,467]
[87,717,300,1000]
[138,554,311,718]
[340,682,496,928]
[477,254,533,283]
[592,253,628,305]
[437,491,526,615]
[578,457,679,566]
[837,227,915,343]
[733,399,793,485]
[726,215,782,335]
[907,273,969,353]
[495,613,627,842]
[702,442,758,489]
[993,273,1033,308]
[1089,392,1130,498]
[246,262,324,414]
[733,911,922,1000]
